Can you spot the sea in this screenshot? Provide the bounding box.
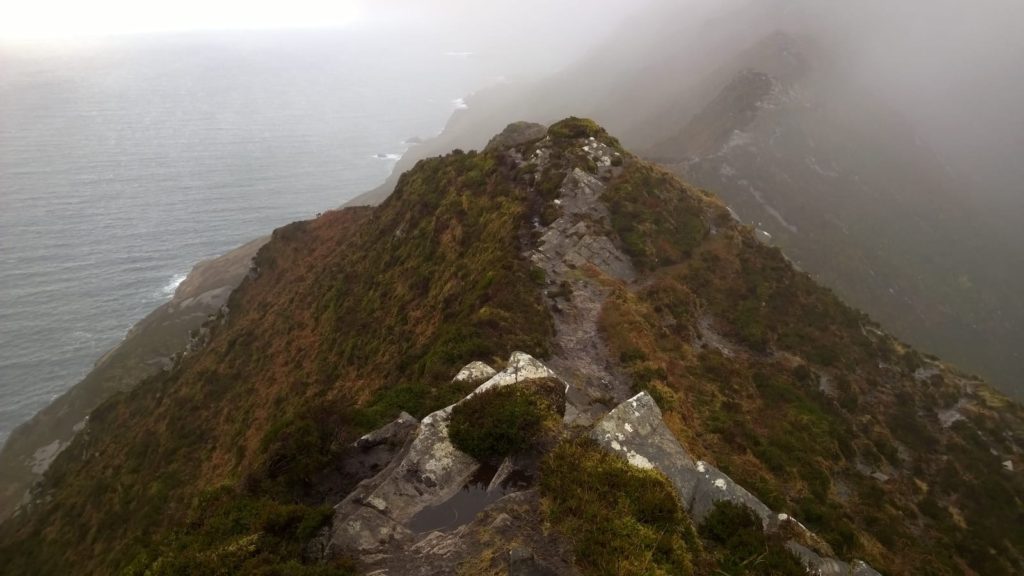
[0,28,522,447]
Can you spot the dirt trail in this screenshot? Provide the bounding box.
[529,163,636,426]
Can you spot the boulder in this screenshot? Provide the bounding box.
[509,545,559,576]
[452,361,497,385]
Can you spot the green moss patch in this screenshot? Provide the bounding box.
[603,160,709,271]
[699,501,806,576]
[540,439,700,576]
[121,486,355,576]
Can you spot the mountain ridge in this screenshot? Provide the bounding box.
[0,119,1021,576]
[342,20,1023,401]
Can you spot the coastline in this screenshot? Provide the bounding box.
[0,236,267,521]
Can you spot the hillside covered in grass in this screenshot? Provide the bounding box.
[0,119,1021,576]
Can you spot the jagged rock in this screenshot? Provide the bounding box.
[328,353,563,557]
[488,457,516,492]
[533,169,635,282]
[342,412,421,485]
[451,361,497,385]
[333,506,412,552]
[787,542,882,576]
[355,412,418,451]
[851,560,885,576]
[484,122,548,152]
[591,392,771,523]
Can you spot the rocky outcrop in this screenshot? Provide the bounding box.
[484,121,548,153]
[592,392,882,576]
[451,361,497,385]
[327,352,567,571]
[0,237,266,521]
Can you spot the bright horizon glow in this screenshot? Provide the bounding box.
[0,0,365,42]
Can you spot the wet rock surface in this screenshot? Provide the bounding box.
[328,353,890,575]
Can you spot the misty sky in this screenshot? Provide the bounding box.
[2,0,1020,205]
[0,0,653,43]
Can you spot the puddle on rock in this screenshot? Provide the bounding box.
[407,464,530,534]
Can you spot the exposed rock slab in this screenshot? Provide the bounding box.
[471,352,557,396]
[590,392,771,523]
[355,412,419,452]
[370,490,575,576]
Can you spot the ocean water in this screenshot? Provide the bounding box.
[0,29,506,446]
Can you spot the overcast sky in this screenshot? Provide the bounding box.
[0,0,369,39]
[0,0,652,41]
[3,0,1020,204]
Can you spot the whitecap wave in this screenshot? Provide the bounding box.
[160,273,187,298]
[452,97,469,110]
[373,153,402,161]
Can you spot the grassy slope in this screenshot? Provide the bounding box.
[0,148,554,575]
[0,236,266,522]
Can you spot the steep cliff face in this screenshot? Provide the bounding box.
[0,236,266,522]
[0,120,1021,576]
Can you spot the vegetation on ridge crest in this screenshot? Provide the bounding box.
[698,501,806,576]
[540,439,701,576]
[449,379,563,463]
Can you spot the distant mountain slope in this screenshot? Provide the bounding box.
[650,34,1024,400]
[0,120,1020,576]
